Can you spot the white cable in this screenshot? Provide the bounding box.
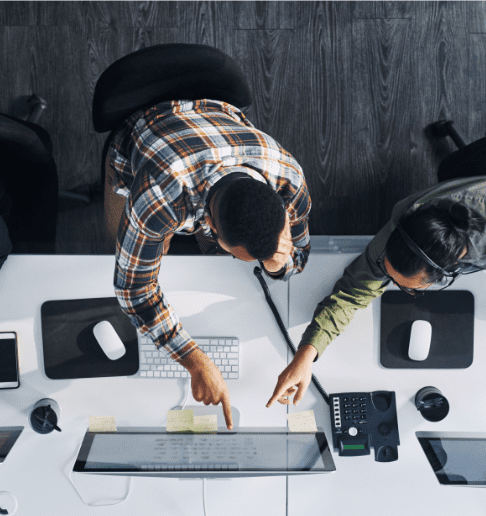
[67,439,133,506]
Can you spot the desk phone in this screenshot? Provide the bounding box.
[330,391,400,462]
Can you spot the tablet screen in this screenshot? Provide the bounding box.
[417,433,486,485]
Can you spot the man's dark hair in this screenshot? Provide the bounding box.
[385,199,485,282]
[217,179,286,261]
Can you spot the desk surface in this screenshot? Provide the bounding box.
[1,253,486,515]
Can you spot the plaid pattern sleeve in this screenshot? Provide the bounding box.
[110,99,311,359]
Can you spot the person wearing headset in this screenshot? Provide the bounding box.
[266,176,486,408]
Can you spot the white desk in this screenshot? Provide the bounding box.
[288,251,486,516]
[0,255,288,516]
[2,251,486,515]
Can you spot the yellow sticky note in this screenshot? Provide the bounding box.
[89,416,117,432]
[287,410,318,433]
[167,409,194,432]
[193,415,218,433]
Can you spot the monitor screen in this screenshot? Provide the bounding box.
[73,428,335,477]
[417,432,486,486]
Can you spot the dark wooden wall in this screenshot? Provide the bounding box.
[1,1,486,254]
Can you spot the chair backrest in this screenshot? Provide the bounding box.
[0,114,52,164]
[92,43,253,133]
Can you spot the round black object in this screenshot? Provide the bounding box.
[415,386,450,422]
[372,392,392,412]
[30,406,59,434]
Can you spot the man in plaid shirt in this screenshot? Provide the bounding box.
[106,99,313,429]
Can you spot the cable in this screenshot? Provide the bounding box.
[253,266,330,406]
[68,440,133,506]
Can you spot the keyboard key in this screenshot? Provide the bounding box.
[141,357,147,364]
[214,353,220,358]
[181,372,188,378]
[147,371,154,377]
[155,359,161,364]
[154,371,160,377]
[231,347,238,352]
[210,346,216,352]
[148,359,154,364]
[219,339,226,346]
[225,366,231,372]
[207,352,213,358]
[170,365,177,371]
[146,352,152,358]
[224,346,230,352]
[151,365,157,371]
[217,346,224,352]
[227,353,238,359]
[164,365,171,371]
[168,372,174,377]
[141,345,153,351]
[175,372,181,378]
[222,359,228,365]
[231,366,238,372]
[215,359,222,365]
[141,371,147,377]
[229,373,238,379]
[141,365,150,370]
[197,339,210,345]
[222,372,228,378]
[161,372,167,377]
[157,366,165,370]
[220,353,226,359]
[229,359,238,365]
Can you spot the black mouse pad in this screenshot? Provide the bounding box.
[380,290,474,369]
[41,297,139,380]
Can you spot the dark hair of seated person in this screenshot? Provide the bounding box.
[385,200,485,283]
[217,179,286,261]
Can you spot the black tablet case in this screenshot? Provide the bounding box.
[41,297,139,380]
[380,290,474,369]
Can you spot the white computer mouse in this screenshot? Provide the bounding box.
[408,320,432,361]
[93,321,126,360]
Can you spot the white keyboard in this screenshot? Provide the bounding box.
[137,335,240,380]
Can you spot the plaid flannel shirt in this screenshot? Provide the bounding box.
[108,99,311,361]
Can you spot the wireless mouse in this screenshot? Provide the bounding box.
[93,321,126,360]
[408,320,432,361]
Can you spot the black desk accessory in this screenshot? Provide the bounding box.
[380,290,474,369]
[41,297,139,380]
[415,386,449,422]
[253,268,401,463]
[330,391,400,462]
[29,398,61,434]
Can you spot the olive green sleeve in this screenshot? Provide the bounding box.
[298,224,393,361]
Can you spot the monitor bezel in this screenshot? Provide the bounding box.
[73,428,335,477]
[416,431,486,486]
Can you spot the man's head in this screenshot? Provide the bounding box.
[205,179,287,262]
[384,199,484,291]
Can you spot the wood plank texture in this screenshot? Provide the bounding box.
[351,18,411,233]
[409,1,469,194]
[467,1,486,33]
[296,2,354,235]
[351,1,413,20]
[469,34,486,143]
[234,1,295,29]
[0,1,484,253]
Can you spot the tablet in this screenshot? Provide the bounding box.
[0,427,23,463]
[417,432,486,486]
[73,427,336,478]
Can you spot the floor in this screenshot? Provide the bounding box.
[1,1,485,254]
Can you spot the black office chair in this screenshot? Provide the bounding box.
[92,43,253,253]
[0,97,59,253]
[432,120,486,183]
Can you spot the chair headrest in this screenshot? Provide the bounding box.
[0,114,52,164]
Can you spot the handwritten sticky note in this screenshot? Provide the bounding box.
[167,409,194,432]
[287,410,318,433]
[89,416,117,432]
[194,415,218,433]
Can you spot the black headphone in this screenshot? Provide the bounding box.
[396,224,460,278]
